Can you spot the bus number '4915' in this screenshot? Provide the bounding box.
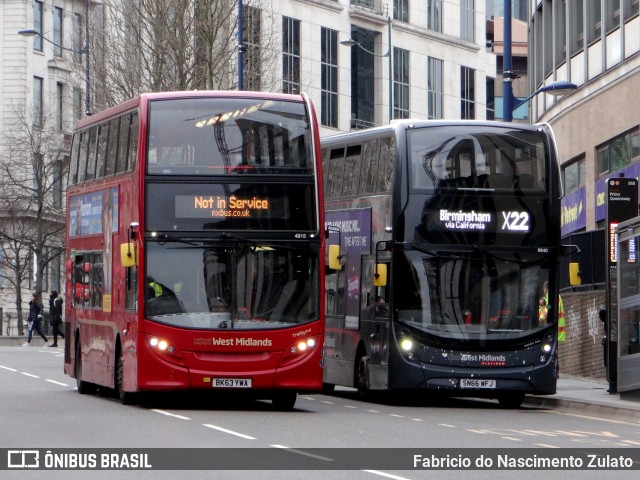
[501,211,530,231]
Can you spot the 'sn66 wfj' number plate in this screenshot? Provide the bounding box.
[460,379,496,389]
[213,378,252,388]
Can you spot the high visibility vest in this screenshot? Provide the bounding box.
[545,293,566,342]
[149,281,163,297]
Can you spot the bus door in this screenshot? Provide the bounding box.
[362,257,390,390]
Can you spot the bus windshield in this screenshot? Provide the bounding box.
[408,125,548,191]
[147,98,313,175]
[394,250,550,339]
[144,241,319,330]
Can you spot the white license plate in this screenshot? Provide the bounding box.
[460,379,496,389]
[212,378,252,388]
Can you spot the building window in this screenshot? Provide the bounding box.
[562,156,586,194]
[588,0,602,44]
[460,67,475,119]
[570,2,584,54]
[321,28,338,128]
[282,17,300,94]
[243,6,261,91]
[53,160,64,209]
[56,83,64,131]
[486,76,495,120]
[460,0,474,42]
[427,57,443,119]
[394,0,409,23]
[393,48,409,119]
[73,87,83,124]
[606,0,621,32]
[543,0,553,77]
[624,0,639,21]
[34,1,43,51]
[427,0,442,33]
[555,0,566,66]
[348,27,375,128]
[54,7,63,57]
[73,13,83,64]
[597,130,639,175]
[33,77,43,128]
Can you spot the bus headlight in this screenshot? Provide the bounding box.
[281,336,320,367]
[400,338,414,352]
[541,343,552,353]
[149,336,171,352]
[396,327,416,360]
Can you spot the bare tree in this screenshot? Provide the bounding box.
[0,105,68,331]
[90,0,282,110]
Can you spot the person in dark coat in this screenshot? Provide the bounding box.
[22,292,48,346]
[48,290,65,347]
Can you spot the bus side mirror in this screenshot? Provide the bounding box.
[120,243,138,268]
[374,264,388,287]
[328,244,342,270]
[569,262,581,286]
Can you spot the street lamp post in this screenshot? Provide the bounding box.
[19,0,90,117]
[341,16,393,124]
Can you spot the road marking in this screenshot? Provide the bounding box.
[501,436,522,442]
[536,444,560,448]
[0,365,18,372]
[45,379,69,387]
[439,424,457,428]
[20,372,40,378]
[202,424,256,440]
[344,405,358,409]
[388,414,404,418]
[363,469,412,480]
[548,410,640,426]
[271,445,334,462]
[366,409,380,413]
[320,400,335,405]
[152,409,191,420]
[411,418,423,422]
[300,396,315,401]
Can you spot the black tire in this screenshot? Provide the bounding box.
[272,391,297,410]
[75,340,94,395]
[321,382,335,395]
[115,348,136,405]
[498,393,525,409]
[355,355,369,398]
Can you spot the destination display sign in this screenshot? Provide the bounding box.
[146,182,316,232]
[175,195,270,219]
[410,193,550,247]
[439,209,531,232]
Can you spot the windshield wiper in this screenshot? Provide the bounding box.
[150,233,199,246]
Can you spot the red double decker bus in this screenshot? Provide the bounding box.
[63,91,325,409]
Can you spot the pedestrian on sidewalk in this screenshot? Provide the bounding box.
[22,292,48,347]
[48,290,65,347]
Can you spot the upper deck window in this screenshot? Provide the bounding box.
[408,126,548,192]
[147,98,313,176]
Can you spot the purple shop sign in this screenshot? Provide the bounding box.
[561,187,586,236]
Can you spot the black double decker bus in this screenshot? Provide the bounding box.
[321,120,563,408]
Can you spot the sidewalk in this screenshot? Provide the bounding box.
[524,375,640,419]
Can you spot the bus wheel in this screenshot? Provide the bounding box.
[115,350,136,405]
[355,355,369,398]
[272,392,297,410]
[498,393,525,409]
[75,341,94,395]
[321,383,335,395]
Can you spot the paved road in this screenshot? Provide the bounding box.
[1,346,639,480]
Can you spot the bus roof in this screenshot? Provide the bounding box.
[320,119,547,147]
[74,90,309,131]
